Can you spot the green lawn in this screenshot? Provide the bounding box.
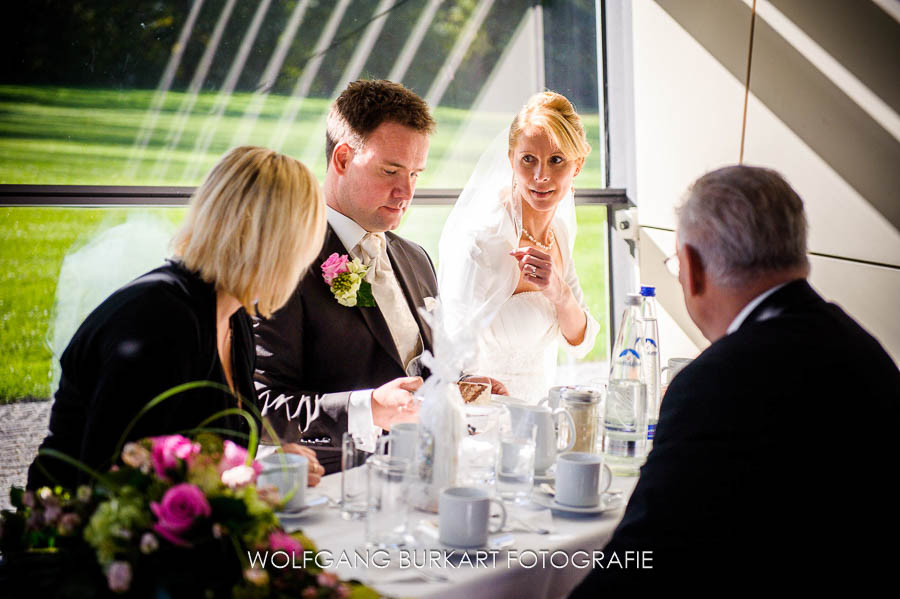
[0,205,608,404]
[0,85,605,188]
[0,85,608,403]
[0,207,185,402]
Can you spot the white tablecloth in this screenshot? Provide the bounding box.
[284,473,637,599]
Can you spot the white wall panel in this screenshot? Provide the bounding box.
[743,90,900,266]
[629,0,900,362]
[808,255,900,365]
[631,0,746,231]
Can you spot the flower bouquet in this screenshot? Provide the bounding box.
[0,432,378,598]
[321,253,375,307]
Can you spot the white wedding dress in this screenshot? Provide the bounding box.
[437,128,598,404]
[468,225,598,404]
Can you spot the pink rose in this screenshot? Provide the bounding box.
[269,530,304,556]
[150,483,210,547]
[321,253,349,285]
[317,571,339,588]
[106,561,132,593]
[151,435,200,479]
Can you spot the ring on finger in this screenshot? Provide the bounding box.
[525,264,537,275]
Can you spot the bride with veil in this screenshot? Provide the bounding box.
[438,92,599,403]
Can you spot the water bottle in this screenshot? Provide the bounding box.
[603,294,648,476]
[640,286,661,447]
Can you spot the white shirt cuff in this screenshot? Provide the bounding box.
[255,444,279,460]
[348,389,380,452]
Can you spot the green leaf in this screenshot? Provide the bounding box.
[357,281,377,307]
[9,486,25,509]
[208,496,249,522]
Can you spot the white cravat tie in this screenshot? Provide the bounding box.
[357,232,422,369]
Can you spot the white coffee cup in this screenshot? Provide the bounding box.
[439,487,507,548]
[504,403,576,475]
[257,453,308,512]
[555,452,612,507]
[389,422,418,463]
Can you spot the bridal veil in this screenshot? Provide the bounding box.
[437,127,577,353]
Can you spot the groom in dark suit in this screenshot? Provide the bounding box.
[570,166,899,595]
[255,80,443,472]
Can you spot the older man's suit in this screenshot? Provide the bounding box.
[571,280,899,594]
[254,225,437,472]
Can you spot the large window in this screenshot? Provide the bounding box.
[0,0,613,403]
[2,0,604,186]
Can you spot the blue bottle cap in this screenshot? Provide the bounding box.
[640,286,656,297]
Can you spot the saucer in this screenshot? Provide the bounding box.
[275,494,329,521]
[432,533,515,558]
[533,471,555,484]
[530,490,622,515]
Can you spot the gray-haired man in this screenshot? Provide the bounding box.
[571,165,899,594]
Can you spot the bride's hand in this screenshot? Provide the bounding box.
[510,247,569,306]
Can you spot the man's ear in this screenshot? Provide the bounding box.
[331,143,354,175]
[682,243,707,297]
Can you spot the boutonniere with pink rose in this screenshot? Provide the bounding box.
[320,252,376,307]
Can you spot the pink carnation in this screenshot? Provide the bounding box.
[269,530,304,556]
[218,441,262,488]
[150,483,210,547]
[151,435,200,479]
[219,441,262,474]
[221,465,258,488]
[321,253,349,285]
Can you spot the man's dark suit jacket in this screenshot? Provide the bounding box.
[571,279,899,594]
[254,224,437,472]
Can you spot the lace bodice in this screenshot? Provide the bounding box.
[473,291,560,403]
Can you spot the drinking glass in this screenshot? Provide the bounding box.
[602,379,648,476]
[495,413,536,504]
[459,405,503,488]
[341,433,367,520]
[365,444,411,549]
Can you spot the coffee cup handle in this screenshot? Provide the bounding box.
[661,365,672,385]
[554,408,577,453]
[598,463,613,494]
[488,498,507,533]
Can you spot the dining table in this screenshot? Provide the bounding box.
[277,471,638,599]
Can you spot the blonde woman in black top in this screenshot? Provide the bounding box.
[29,146,326,489]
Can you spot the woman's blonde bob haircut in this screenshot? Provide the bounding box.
[172,146,326,318]
[509,91,592,160]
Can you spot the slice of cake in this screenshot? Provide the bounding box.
[457,381,490,405]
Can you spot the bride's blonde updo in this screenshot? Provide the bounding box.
[508,91,592,160]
